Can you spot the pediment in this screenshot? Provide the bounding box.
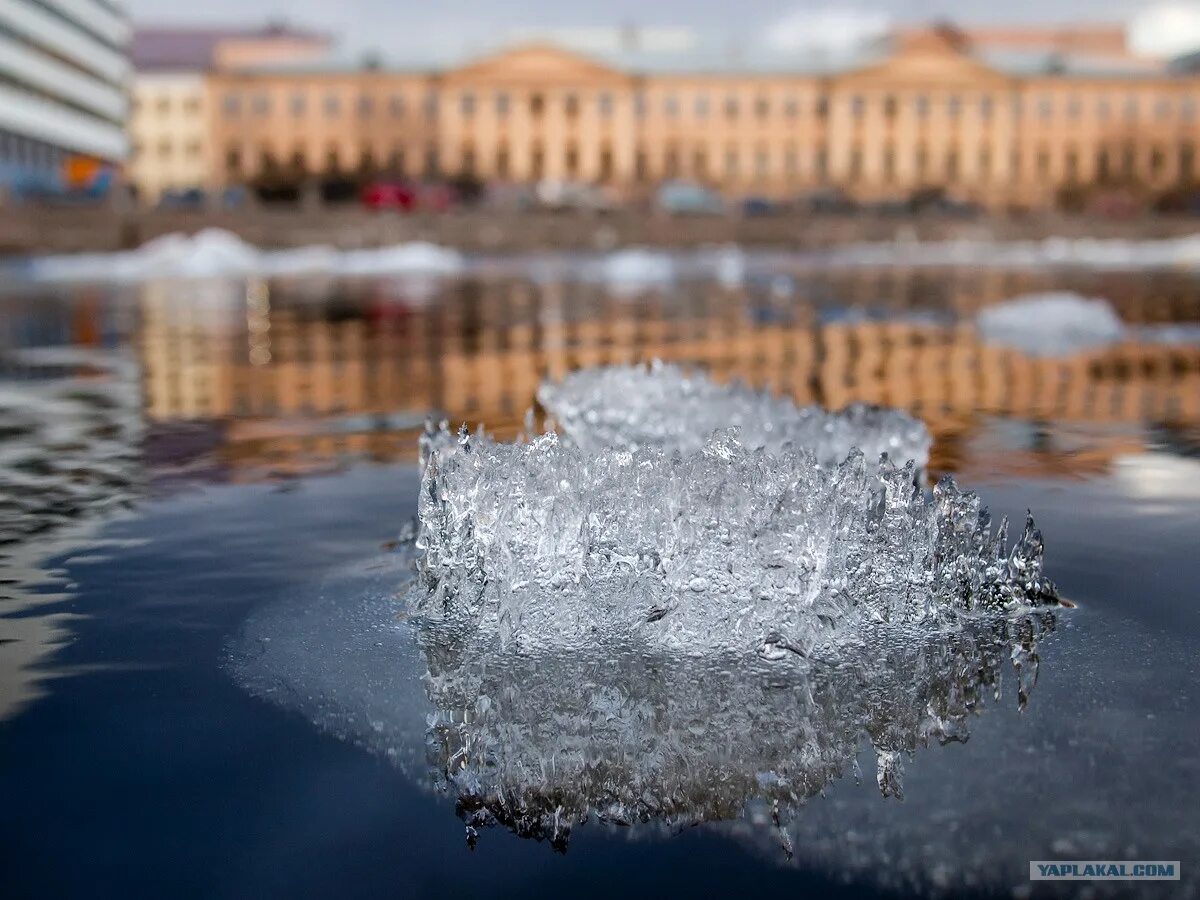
[843,33,1012,88]
[447,44,629,86]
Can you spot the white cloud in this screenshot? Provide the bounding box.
[763,7,891,55]
[1128,2,1200,57]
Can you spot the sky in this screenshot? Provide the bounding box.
[123,0,1168,62]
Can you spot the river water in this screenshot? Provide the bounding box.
[0,265,1197,898]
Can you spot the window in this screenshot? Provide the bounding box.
[693,147,707,178]
[598,93,614,117]
[290,93,305,117]
[424,145,439,176]
[324,95,340,116]
[1150,146,1165,176]
[784,146,798,176]
[226,146,241,172]
[725,145,738,176]
[882,144,895,181]
[252,93,270,116]
[851,95,865,118]
[1156,98,1171,121]
[565,143,579,176]
[156,96,170,114]
[599,144,613,179]
[1065,147,1079,180]
[326,146,340,172]
[755,96,769,119]
[1038,96,1053,120]
[1124,96,1138,121]
[495,93,509,116]
[186,140,202,159]
[915,95,929,118]
[848,146,863,178]
[883,95,897,119]
[634,92,647,118]
[1036,146,1051,179]
[1096,147,1110,181]
[530,143,544,178]
[564,94,579,118]
[979,146,991,178]
[755,146,768,178]
[390,95,406,117]
[530,93,545,117]
[784,96,799,118]
[915,143,928,177]
[424,92,438,120]
[1181,142,1195,180]
[157,140,171,159]
[664,95,679,118]
[1096,97,1111,119]
[1182,98,1196,122]
[814,147,828,179]
[947,95,962,118]
[979,95,993,119]
[290,148,307,171]
[357,95,374,117]
[461,144,476,174]
[461,93,475,117]
[724,95,739,119]
[184,97,201,115]
[694,95,709,118]
[495,144,509,178]
[223,94,241,117]
[388,147,405,174]
[664,144,679,178]
[1067,96,1082,119]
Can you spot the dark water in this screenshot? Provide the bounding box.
[0,268,1198,898]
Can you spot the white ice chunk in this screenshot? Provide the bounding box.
[22,228,464,283]
[538,362,931,468]
[412,423,1056,657]
[976,292,1126,356]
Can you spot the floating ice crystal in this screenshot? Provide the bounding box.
[976,292,1126,356]
[412,423,1056,657]
[537,362,931,468]
[423,610,1058,850]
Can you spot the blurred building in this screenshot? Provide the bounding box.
[0,0,129,200]
[205,23,1200,209]
[127,24,331,202]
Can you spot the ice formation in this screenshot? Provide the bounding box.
[422,610,1056,849]
[20,229,465,282]
[537,362,931,468]
[412,421,1056,657]
[976,292,1126,356]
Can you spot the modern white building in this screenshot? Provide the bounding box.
[0,0,130,196]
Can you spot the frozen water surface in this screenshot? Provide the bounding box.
[538,362,931,467]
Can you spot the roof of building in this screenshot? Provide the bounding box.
[131,24,331,71]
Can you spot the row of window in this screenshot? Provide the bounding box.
[132,95,203,115]
[226,139,1197,183]
[218,87,1200,125]
[130,139,204,161]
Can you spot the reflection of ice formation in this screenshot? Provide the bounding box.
[538,362,931,467]
[977,292,1126,356]
[23,229,465,282]
[413,421,1056,657]
[422,611,1057,850]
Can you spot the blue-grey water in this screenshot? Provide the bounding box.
[0,268,1197,898]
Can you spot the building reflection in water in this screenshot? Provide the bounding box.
[135,269,1200,481]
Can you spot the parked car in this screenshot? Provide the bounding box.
[361,181,417,211]
[534,180,616,213]
[656,181,725,215]
[157,187,207,210]
[741,196,784,217]
[798,187,857,214]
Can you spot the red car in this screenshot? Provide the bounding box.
[361,181,416,211]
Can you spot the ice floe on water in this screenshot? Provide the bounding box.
[977,292,1127,356]
[19,228,465,282]
[234,362,1068,874]
[413,428,1054,658]
[538,361,931,467]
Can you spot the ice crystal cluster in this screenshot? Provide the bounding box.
[537,362,931,468]
[422,611,1056,849]
[413,424,1055,658]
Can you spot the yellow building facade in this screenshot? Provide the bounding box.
[207,27,1200,210]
